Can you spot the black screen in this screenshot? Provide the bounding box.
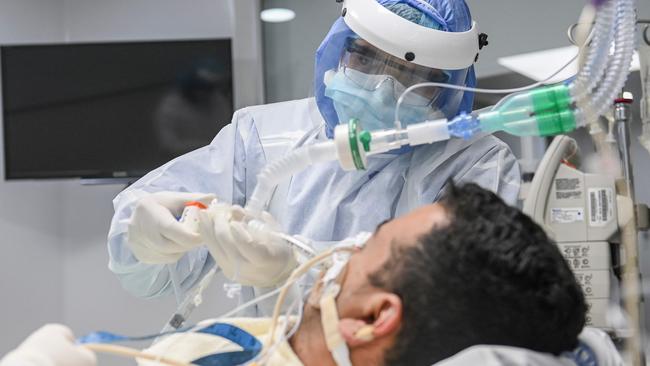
[2,39,233,179]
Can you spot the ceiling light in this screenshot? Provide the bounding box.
[260,8,296,23]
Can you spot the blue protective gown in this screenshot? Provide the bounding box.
[108,98,520,311]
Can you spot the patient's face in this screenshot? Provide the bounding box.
[321,203,450,313]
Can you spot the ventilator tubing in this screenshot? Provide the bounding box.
[571,0,636,124]
[477,0,635,138]
[246,141,338,213]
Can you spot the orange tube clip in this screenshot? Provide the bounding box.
[184,201,208,210]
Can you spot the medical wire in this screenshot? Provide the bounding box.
[159,266,221,336]
[156,253,312,361]
[156,289,304,366]
[268,246,356,347]
[250,290,305,365]
[284,290,308,340]
[154,287,288,359]
[168,265,184,305]
[214,236,316,320]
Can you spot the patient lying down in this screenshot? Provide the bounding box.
[140,184,621,366]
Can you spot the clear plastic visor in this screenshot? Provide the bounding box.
[339,37,451,106]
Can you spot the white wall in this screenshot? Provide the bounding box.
[0,0,68,355]
[0,0,66,44]
[263,0,340,103]
[62,0,232,42]
[0,0,260,361]
[0,180,66,354]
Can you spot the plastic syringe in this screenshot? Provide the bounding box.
[161,202,216,334]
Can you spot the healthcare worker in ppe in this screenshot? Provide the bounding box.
[108,0,520,312]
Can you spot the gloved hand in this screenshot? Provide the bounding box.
[127,191,215,264]
[199,203,298,288]
[0,324,96,366]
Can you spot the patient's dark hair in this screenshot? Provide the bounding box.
[370,183,586,366]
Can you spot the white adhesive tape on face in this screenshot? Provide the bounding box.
[323,254,350,284]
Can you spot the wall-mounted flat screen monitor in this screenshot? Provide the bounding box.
[2,39,233,180]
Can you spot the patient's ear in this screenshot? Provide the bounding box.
[339,293,402,348]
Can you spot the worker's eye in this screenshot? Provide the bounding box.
[355,54,372,66]
[428,70,450,83]
[347,52,378,74]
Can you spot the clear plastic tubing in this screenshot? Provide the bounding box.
[246,141,337,213]
[573,0,615,95]
[366,129,409,155]
[572,0,636,122]
[588,0,635,117]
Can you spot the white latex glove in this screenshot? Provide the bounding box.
[199,203,298,288]
[0,324,96,366]
[127,191,215,264]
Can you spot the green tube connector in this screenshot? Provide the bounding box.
[477,84,577,137]
[531,84,576,136]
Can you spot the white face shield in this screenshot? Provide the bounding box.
[319,0,483,132]
[337,37,453,107]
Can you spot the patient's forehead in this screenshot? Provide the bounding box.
[355,203,449,273]
[385,203,449,244]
